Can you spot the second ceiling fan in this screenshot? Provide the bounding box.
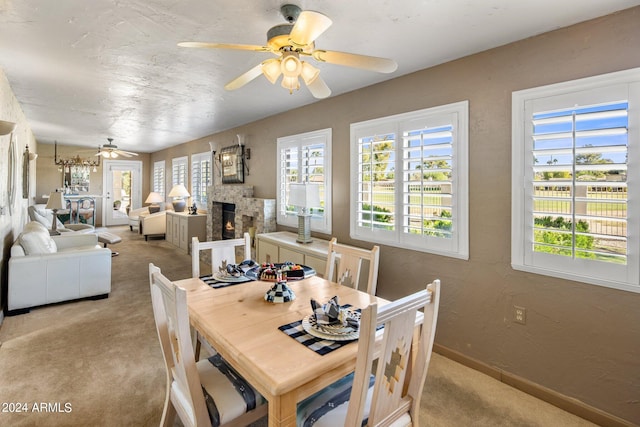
[96,138,138,158]
[178,4,398,99]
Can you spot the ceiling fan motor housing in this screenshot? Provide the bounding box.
[280,4,301,23]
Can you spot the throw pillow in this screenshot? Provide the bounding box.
[19,226,57,255]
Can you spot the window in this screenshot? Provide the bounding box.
[191,151,211,209]
[172,156,188,187]
[350,101,469,259]
[152,160,165,199]
[276,128,332,234]
[512,68,640,293]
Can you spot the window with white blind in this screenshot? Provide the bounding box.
[512,68,640,293]
[350,102,469,259]
[276,128,332,234]
[152,160,165,199]
[172,156,188,187]
[191,151,211,209]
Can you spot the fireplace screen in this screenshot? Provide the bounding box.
[222,203,236,239]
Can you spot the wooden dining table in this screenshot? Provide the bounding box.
[175,274,387,427]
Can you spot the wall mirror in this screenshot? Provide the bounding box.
[220,144,244,184]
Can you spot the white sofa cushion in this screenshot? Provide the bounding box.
[19,222,57,255]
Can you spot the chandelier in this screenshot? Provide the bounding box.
[54,141,101,173]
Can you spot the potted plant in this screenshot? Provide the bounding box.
[113,200,121,210]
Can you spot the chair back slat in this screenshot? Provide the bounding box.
[325,238,380,295]
[149,263,211,427]
[346,280,441,427]
[192,233,251,278]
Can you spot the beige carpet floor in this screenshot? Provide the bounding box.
[0,226,596,426]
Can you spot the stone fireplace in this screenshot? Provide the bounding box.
[207,185,276,259]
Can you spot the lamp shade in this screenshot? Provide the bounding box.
[145,192,164,204]
[168,184,190,198]
[289,183,320,209]
[168,184,190,212]
[45,191,65,210]
[0,120,16,136]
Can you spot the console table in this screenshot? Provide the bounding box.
[255,231,330,278]
[166,211,207,254]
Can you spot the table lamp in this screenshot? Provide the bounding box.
[289,182,320,243]
[168,184,190,212]
[45,191,65,234]
[145,192,164,213]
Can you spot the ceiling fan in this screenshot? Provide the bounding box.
[96,138,138,158]
[178,4,398,99]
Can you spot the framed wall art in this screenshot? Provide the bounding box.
[220,144,244,184]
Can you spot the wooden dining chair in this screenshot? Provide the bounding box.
[149,263,268,427]
[325,238,380,295]
[191,233,251,278]
[297,279,441,427]
[191,233,252,359]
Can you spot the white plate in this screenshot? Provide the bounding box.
[213,272,252,283]
[301,314,360,341]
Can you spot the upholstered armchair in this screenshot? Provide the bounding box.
[141,208,173,240]
[128,207,149,232]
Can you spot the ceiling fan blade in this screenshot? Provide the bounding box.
[289,11,332,47]
[312,50,398,73]
[224,63,264,91]
[118,151,138,157]
[178,42,270,52]
[305,75,331,99]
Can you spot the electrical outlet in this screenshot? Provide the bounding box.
[514,306,526,325]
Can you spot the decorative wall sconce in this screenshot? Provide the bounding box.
[0,120,16,136]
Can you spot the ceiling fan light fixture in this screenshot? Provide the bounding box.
[281,52,302,78]
[300,61,320,84]
[262,59,282,84]
[281,75,300,94]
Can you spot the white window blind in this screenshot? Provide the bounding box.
[512,68,640,292]
[152,160,165,199]
[191,151,211,208]
[172,156,188,187]
[351,101,469,259]
[276,128,332,234]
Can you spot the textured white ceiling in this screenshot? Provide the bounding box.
[1,0,638,153]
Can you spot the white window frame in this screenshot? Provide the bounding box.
[152,160,165,200]
[191,151,211,210]
[512,68,640,293]
[172,156,188,187]
[276,128,332,234]
[350,101,469,259]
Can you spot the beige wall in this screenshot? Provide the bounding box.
[0,69,37,320]
[149,8,640,423]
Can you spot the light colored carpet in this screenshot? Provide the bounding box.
[0,226,596,426]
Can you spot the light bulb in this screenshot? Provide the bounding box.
[280,52,301,78]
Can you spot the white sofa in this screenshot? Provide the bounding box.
[8,221,112,314]
[28,205,95,233]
